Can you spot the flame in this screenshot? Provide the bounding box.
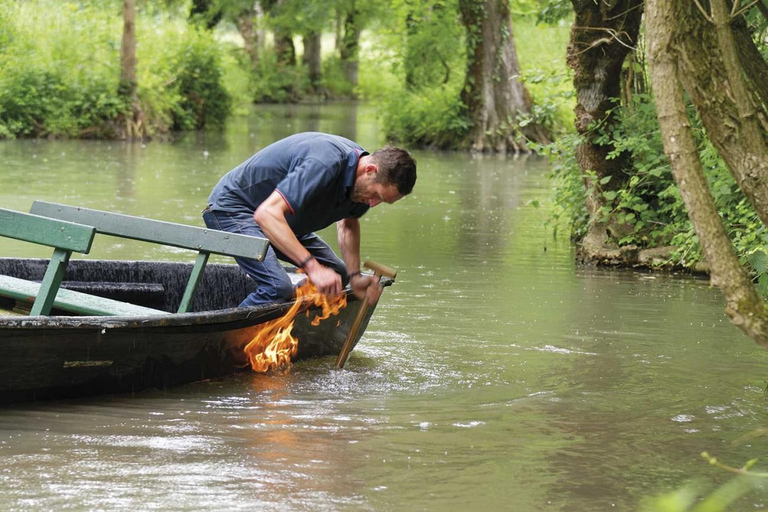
[244,280,347,373]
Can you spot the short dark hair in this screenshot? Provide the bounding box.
[371,146,417,196]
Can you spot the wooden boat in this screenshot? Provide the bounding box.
[0,203,388,405]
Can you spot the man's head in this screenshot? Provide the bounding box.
[352,146,417,207]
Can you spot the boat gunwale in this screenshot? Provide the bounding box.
[0,277,393,330]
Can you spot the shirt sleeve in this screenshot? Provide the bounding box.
[274,157,342,215]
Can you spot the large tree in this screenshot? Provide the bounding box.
[566,0,644,261]
[646,0,768,347]
[338,0,361,92]
[118,0,146,139]
[458,0,549,153]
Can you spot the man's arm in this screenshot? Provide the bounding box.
[337,217,382,306]
[336,217,361,275]
[254,191,342,296]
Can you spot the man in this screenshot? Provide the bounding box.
[203,132,417,308]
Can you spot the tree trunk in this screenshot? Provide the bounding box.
[646,0,768,347]
[567,0,643,261]
[339,3,360,93]
[274,30,296,67]
[733,15,768,113]
[236,7,259,71]
[671,2,768,230]
[302,31,322,94]
[458,0,550,153]
[120,0,137,95]
[404,6,417,90]
[119,0,146,139]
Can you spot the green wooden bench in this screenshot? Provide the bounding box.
[1,208,96,316]
[0,208,166,316]
[30,201,270,313]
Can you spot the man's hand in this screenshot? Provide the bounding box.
[304,258,343,297]
[350,273,383,306]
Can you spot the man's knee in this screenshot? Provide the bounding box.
[256,272,293,302]
[272,275,293,302]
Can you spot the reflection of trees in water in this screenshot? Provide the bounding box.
[275,103,358,142]
[115,141,138,200]
[456,154,527,262]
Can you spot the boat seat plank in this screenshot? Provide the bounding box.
[0,275,169,317]
[30,201,269,261]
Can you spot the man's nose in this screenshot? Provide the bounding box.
[369,198,382,207]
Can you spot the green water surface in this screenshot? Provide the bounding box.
[1,103,767,511]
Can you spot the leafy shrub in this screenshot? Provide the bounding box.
[322,55,356,98]
[171,30,231,130]
[248,50,309,104]
[380,85,470,149]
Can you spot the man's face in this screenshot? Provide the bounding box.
[351,172,403,207]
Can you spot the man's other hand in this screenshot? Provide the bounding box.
[350,274,383,306]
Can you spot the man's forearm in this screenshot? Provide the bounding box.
[337,218,361,273]
[254,192,312,266]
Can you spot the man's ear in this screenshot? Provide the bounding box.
[365,163,379,175]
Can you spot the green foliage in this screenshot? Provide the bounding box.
[366,0,469,146]
[535,0,573,25]
[0,68,127,138]
[0,1,128,137]
[512,18,574,137]
[532,133,587,239]
[518,67,574,139]
[544,88,768,295]
[381,84,470,148]
[0,0,233,138]
[322,55,356,98]
[642,451,768,512]
[170,30,231,130]
[376,12,573,149]
[247,50,310,103]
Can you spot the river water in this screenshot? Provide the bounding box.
[1,104,768,511]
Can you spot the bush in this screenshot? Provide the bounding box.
[380,85,470,148]
[248,51,309,103]
[170,31,231,130]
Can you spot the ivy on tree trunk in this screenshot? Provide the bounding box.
[566,0,643,262]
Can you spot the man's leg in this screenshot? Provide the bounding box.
[203,209,293,307]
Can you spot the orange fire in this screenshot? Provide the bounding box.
[244,280,348,373]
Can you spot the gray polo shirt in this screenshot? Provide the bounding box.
[207,132,370,237]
